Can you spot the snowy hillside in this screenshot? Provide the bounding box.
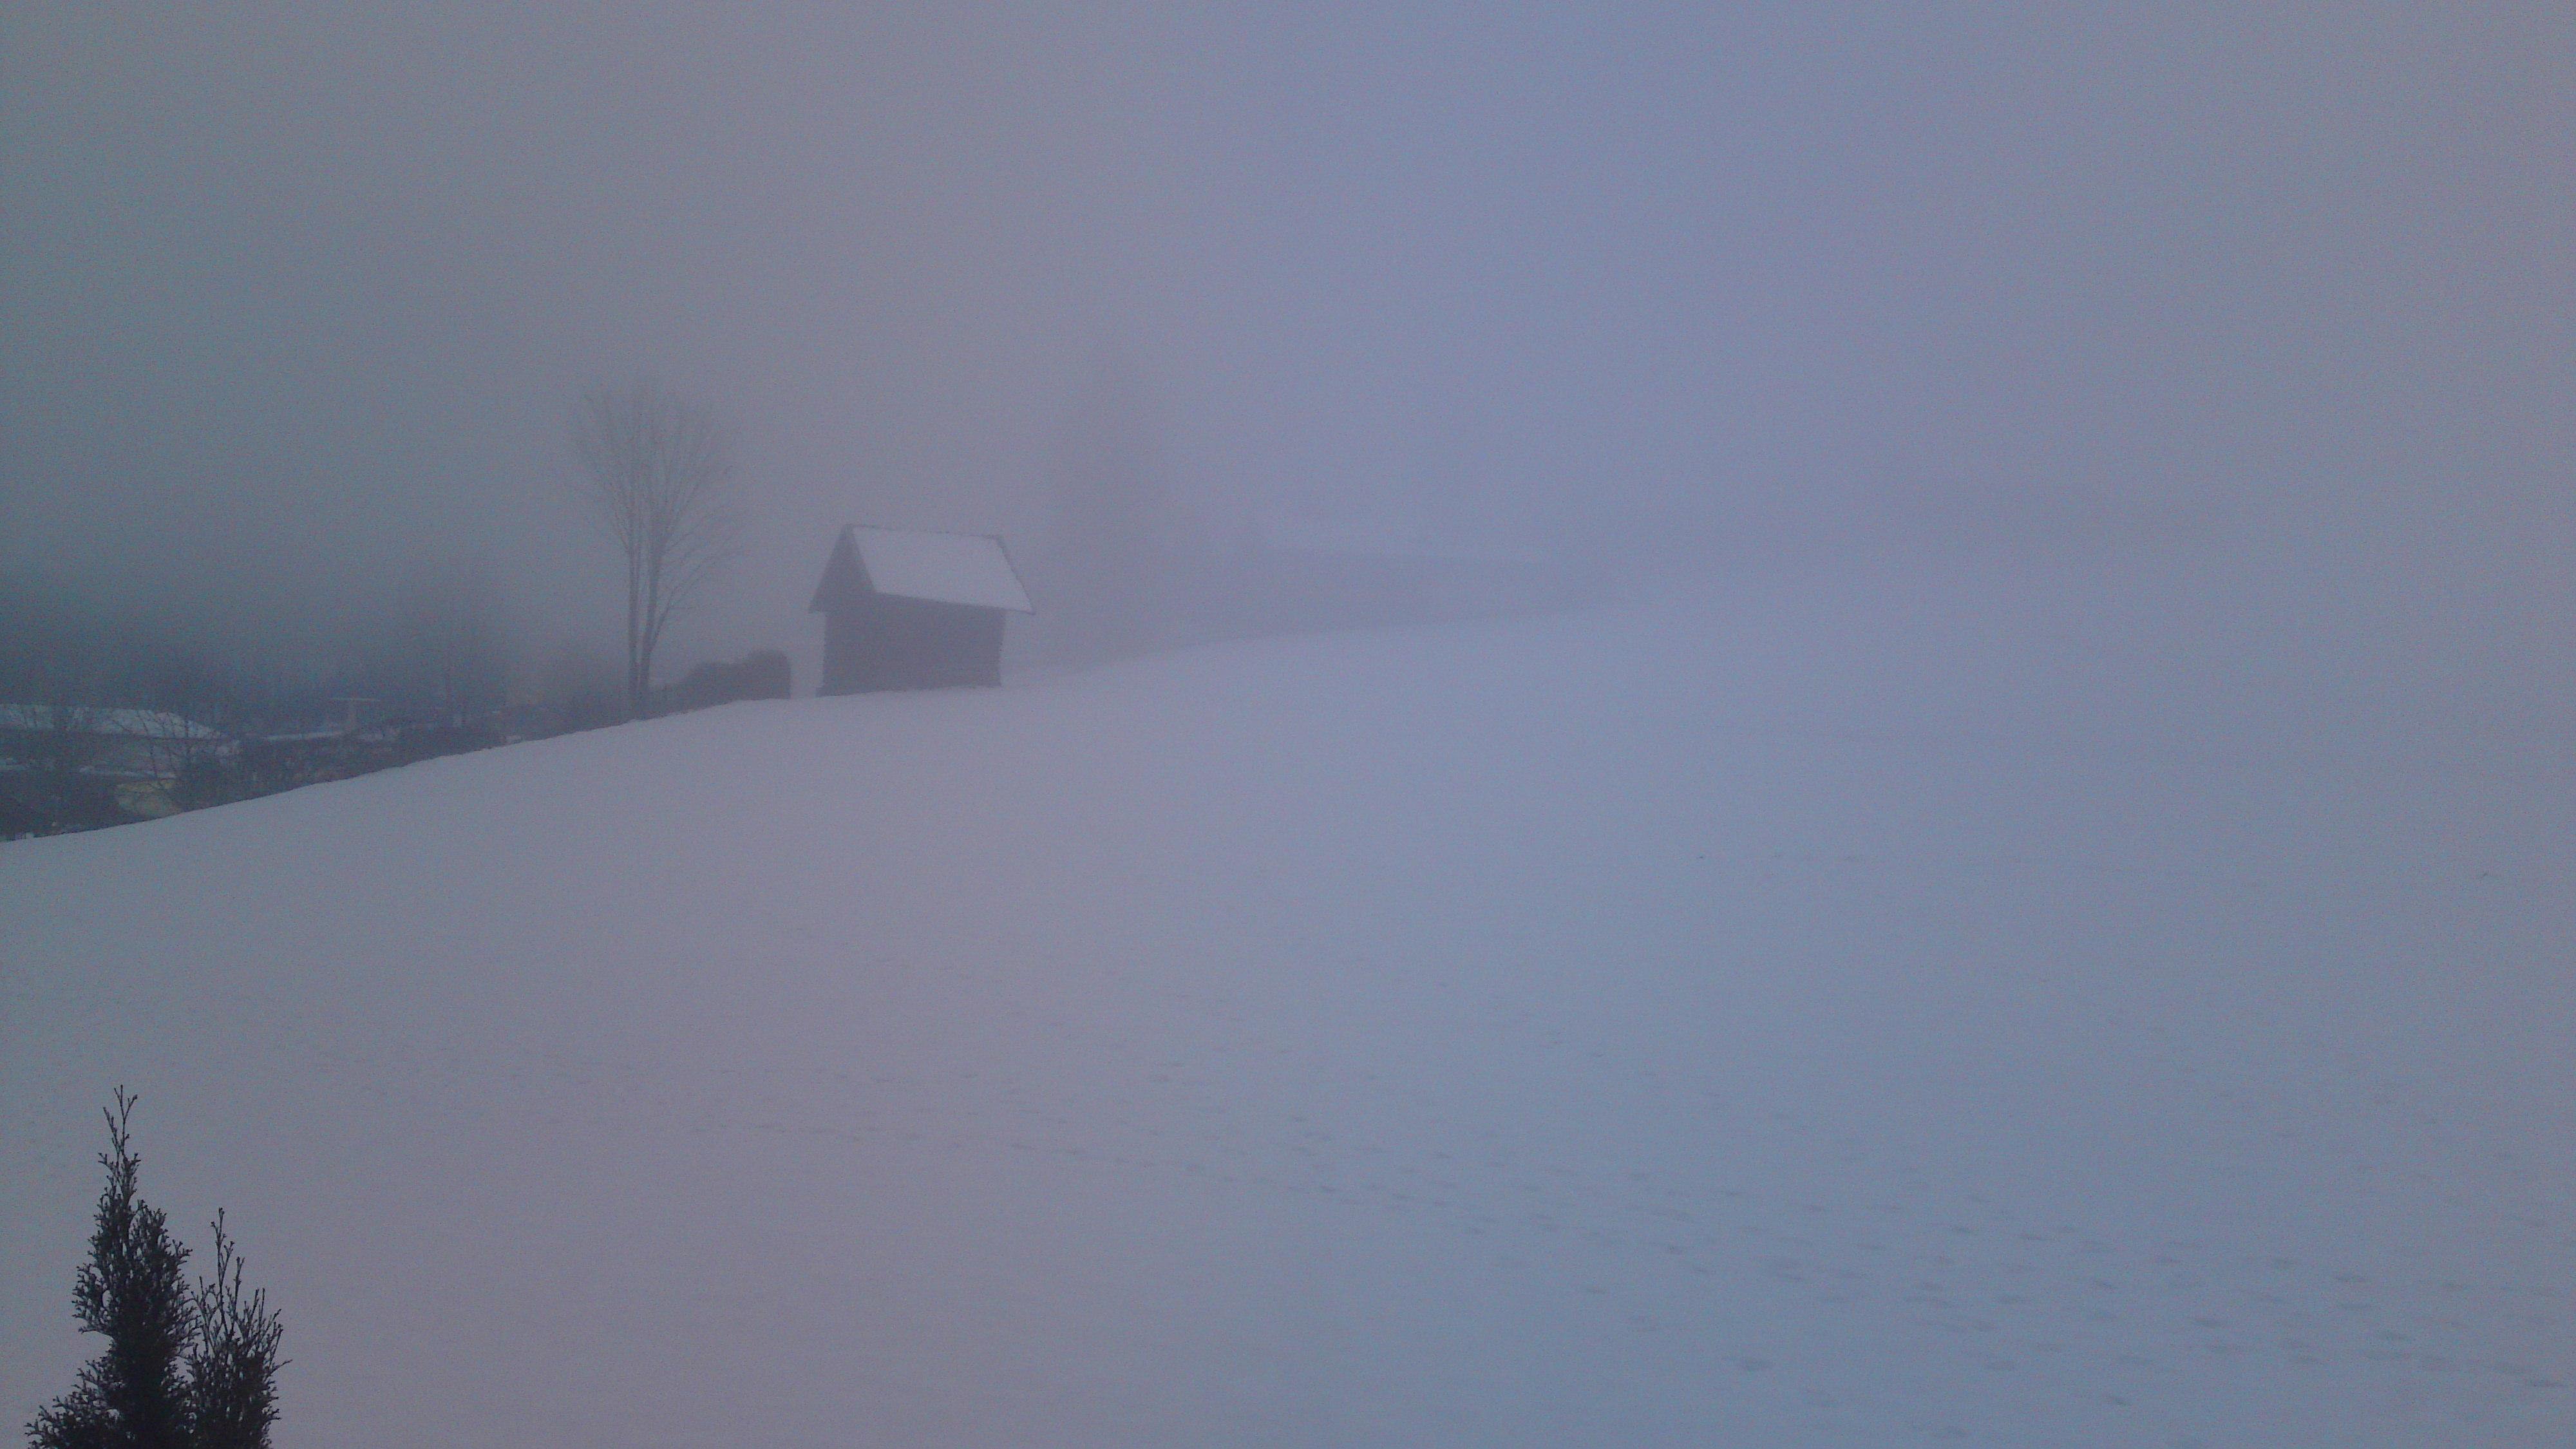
[5,563,2568,1447]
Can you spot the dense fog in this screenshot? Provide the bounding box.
[3,8,2570,1445]
[6,4,2565,699]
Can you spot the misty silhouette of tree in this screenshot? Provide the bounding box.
[568,381,743,720]
[1044,352,1177,665]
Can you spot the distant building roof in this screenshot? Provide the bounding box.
[810,526,1034,613]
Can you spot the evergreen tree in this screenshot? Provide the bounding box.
[29,1091,194,1449]
[28,1093,286,1449]
[184,1213,285,1449]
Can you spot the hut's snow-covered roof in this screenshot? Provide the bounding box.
[815,527,1034,613]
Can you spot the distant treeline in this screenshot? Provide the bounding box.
[0,575,789,839]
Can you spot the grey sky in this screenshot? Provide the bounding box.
[3,3,2567,665]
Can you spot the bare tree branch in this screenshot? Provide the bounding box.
[568,382,743,719]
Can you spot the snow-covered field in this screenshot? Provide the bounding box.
[5,560,2568,1447]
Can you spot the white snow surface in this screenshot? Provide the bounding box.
[851,527,1034,612]
[4,562,2568,1447]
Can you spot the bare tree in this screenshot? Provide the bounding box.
[5,701,111,835]
[569,383,742,719]
[1043,352,1178,665]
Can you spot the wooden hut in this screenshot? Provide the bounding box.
[808,526,1034,694]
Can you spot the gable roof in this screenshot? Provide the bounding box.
[810,526,1034,613]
